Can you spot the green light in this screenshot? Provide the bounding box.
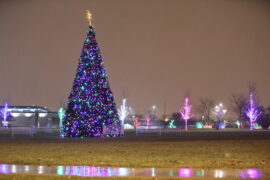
[169,170,174,176]
[56,166,64,175]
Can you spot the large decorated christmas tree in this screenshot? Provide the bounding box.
[62,11,120,138]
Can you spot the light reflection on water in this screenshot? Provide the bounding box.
[0,164,268,178]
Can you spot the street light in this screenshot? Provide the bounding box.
[152,105,157,120]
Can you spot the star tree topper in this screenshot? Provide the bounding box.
[86,10,93,26]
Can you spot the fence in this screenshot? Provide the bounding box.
[103,125,124,136]
[0,126,59,138]
[135,126,181,136]
[1,124,182,138]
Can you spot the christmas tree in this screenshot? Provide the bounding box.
[62,11,120,138]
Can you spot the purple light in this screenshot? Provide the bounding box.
[0,164,266,178]
[0,102,9,121]
[0,164,10,174]
[62,166,126,177]
[240,169,262,179]
[180,97,192,130]
[145,112,151,128]
[245,92,261,130]
[179,168,193,177]
[0,102,10,128]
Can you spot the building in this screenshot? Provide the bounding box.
[0,106,56,127]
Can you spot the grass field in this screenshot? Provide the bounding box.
[0,130,269,179]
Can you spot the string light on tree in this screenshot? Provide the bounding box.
[58,107,65,135]
[180,97,192,130]
[133,117,140,128]
[145,112,151,128]
[254,123,262,130]
[236,120,241,128]
[245,92,261,130]
[214,103,227,118]
[62,11,120,137]
[118,99,129,125]
[195,122,203,129]
[168,120,176,128]
[214,103,227,130]
[0,102,10,128]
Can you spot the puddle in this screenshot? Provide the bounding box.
[0,164,269,178]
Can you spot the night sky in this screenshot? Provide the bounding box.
[0,0,270,116]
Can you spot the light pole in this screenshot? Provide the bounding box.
[152,105,157,120]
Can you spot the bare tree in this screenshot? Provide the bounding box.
[248,81,259,104]
[267,106,270,113]
[246,81,261,130]
[229,93,248,127]
[196,97,215,124]
[248,81,256,93]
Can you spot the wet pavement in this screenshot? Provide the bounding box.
[0,164,269,178]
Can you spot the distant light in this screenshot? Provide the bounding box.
[24,113,32,117]
[11,113,20,117]
[151,168,156,177]
[214,103,227,116]
[220,123,225,129]
[25,165,29,172]
[118,168,129,176]
[215,170,224,178]
[38,166,43,174]
[56,166,64,175]
[11,165,16,173]
[179,168,192,177]
[168,120,176,128]
[39,113,47,117]
[246,169,261,179]
[195,122,203,129]
[2,121,8,127]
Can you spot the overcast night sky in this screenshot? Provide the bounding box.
[0,0,270,116]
